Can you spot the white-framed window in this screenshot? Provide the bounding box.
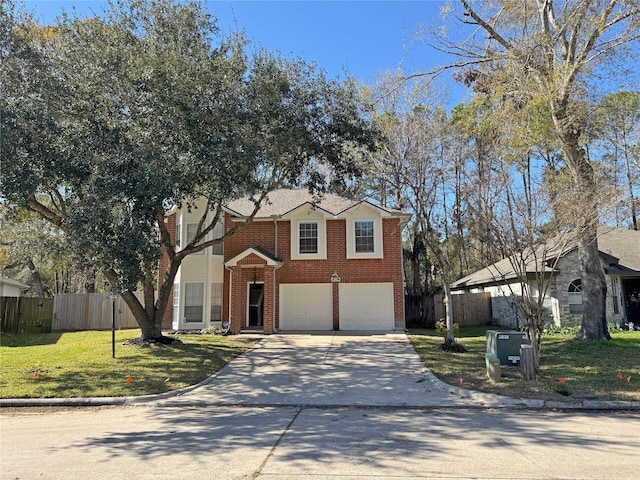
[299,222,318,254]
[354,220,375,253]
[345,212,383,259]
[172,283,180,324]
[568,279,583,314]
[611,277,620,315]
[211,222,224,256]
[184,282,204,323]
[175,222,181,249]
[290,212,326,260]
[186,223,204,255]
[210,282,223,322]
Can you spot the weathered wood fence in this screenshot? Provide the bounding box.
[435,293,492,326]
[53,293,143,331]
[0,297,54,334]
[406,292,492,327]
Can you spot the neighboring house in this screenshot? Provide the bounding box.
[450,228,640,328]
[0,274,29,298]
[160,189,410,333]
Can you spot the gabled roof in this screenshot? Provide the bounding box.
[225,246,283,268]
[450,250,558,290]
[450,227,640,289]
[224,189,408,220]
[598,227,640,272]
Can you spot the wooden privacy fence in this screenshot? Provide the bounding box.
[1,297,54,334]
[53,292,144,331]
[434,292,492,326]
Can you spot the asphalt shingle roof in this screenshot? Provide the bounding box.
[225,189,404,218]
[450,227,640,289]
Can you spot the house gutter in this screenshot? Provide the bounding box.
[272,215,279,332]
[271,215,279,257]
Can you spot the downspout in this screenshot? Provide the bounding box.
[272,215,279,331]
[272,215,279,257]
[399,214,411,331]
[224,265,233,330]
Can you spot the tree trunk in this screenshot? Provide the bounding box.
[27,259,46,298]
[575,229,611,340]
[552,104,610,341]
[442,283,455,345]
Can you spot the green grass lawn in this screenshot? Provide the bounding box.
[408,326,640,403]
[0,330,258,398]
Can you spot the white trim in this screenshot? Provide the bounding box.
[225,248,282,267]
[183,281,205,325]
[346,216,383,259]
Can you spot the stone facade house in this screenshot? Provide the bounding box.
[160,189,409,334]
[450,228,640,328]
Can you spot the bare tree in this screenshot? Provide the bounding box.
[432,0,640,340]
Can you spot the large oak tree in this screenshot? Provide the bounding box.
[441,0,640,340]
[0,0,375,340]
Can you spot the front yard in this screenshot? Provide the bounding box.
[0,330,258,398]
[408,326,640,402]
[2,327,638,402]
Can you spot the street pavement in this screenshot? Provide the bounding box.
[1,332,639,479]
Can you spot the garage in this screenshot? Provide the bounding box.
[339,283,395,330]
[279,283,333,330]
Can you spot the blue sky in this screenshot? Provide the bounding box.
[24,1,464,100]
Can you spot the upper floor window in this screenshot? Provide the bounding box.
[568,279,583,314]
[211,222,224,256]
[186,223,204,255]
[346,215,383,259]
[355,220,375,253]
[175,222,181,249]
[299,222,318,254]
[290,213,326,260]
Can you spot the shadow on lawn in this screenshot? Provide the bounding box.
[0,332,63,347]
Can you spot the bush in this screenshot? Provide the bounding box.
[435,319,459,336]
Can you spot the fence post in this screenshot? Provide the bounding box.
[112,295,116,358]
[520,344,535,380]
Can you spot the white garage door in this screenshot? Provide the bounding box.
[279,284,333,330]
[339,283,394,330]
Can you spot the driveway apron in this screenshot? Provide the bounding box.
[144,332,478,408]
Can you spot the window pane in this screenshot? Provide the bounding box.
[172,284,180,323]
[210,283,223,321]
[211,222,224,256]
[299,222,318,254]
[355,221,374,253]
[187,223,204,255]
[175,223,181,248]
[184,283,204,322]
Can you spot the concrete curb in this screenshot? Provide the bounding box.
[2,337,639,411]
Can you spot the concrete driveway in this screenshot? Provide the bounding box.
[135,331,529,408]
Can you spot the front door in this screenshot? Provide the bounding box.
[623,279,640,325]
[248,283,264,328]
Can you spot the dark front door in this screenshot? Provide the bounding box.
[623,279,640,325]
[248,283,264,327]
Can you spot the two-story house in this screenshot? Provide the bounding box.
[161,189,409,333]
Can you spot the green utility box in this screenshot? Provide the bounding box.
[486,330,530,366]
[485,352,501,382]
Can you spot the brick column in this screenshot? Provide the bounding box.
[263,266,274,334]
[229,266,244,333]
